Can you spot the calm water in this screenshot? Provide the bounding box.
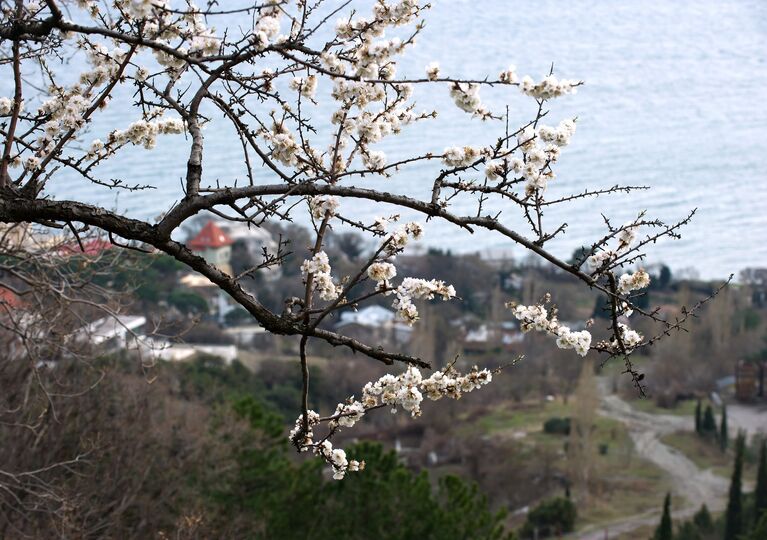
[10,1,767,279]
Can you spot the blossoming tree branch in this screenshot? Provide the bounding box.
[0,0,722,479]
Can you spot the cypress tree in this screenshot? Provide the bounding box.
[653,492,673,540]
[720,404,728,452]
[695,399,702,434]
[702,405,716,436]
[724,432,746,540]
[756,439,767,526]
[693,504,713,532]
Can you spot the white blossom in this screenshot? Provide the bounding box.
[442,146,482,167]
[520,74,578,100]
[301,251,339,301]
[0,97,12,116]
[499,65,518,84]
[309,195,339,219]
[290,75,318,99]
[617,269,651,294]
[613,323,643,351]
[362,150,387,170]
[425,62,440,80]
[617,223,639,250]
[510,302,592,357]
[449,82,483,114]
[368,262,396,282]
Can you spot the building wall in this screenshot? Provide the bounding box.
[199,247,229,266]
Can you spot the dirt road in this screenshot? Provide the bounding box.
[574,381,731,539]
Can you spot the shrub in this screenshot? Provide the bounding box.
[543,417,571,435]
[519,497,577,538]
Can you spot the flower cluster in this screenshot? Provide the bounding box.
[442,146,484,167]
[122,0,170,21]
[613,322,643,351]
[300,251,339,301]
[617,269,651,295]
[520,74,579,100]
[289,409,321,449]
[80,44,129,86]
[510,303,592,357]
[316,441,364,480]
[484,157,524,181]
[367,261,397,283]
[335,0,419,40]
[107,117,184,150]
[251,8,283,49]
[586,223,640,272]
[309,195,340,220]
[266,126,300,167]
[392,277,456,324]
[0,97,12,115]
[425,62,440,80]
[39,91,90,128]
[361,365,492,417]
[537,118,577,147]
[498,65,519,84]
[362,149,387,170]
[290,75,318,99]
[379,221,423,256]
[494,118,575,195]
[449,82,483,114]
[617,224,639,250]
[288,411,365,480]
[289,361,494,480]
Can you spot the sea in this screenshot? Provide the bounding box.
[5,0,767,280]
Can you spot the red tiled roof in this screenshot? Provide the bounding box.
[188,221,233,250]
[58,238,113,256]
[0,287,22,309]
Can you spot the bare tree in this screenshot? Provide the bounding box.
[0,0,726,480]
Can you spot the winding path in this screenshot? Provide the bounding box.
[574,380,730,539]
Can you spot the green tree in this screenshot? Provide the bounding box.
[702,405,717,437]
[168,288,209,314]
[744,511,767,540]
[519,497,577,539]
[692,504,713,532]
[653,492,673,540]
[755,439,767,526]
[675,504,712,540]
[695,399,702,434]
[720,404,728,452]
[212,401,511,539]
[659,265,672,289]
[676,521,701,540]
[724,432,746,540]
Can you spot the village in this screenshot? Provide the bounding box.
[3,217,766,404]
[2,219,767,539]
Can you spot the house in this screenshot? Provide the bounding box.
[335,305,412,345]
[58,238,113,257]
[0,286,22,309]
[188,221,233,274]
[136,336,238,364]
[461,320,523,355]
[74,314,147,351]
[736,360,767,402]
[218,222,281,279]
[224,324,274,348]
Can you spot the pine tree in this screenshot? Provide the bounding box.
[724,432,746,540]
[720,404,728,452]
[695,399,702,434]
[653,492,673,540]
[755,439,767,526]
